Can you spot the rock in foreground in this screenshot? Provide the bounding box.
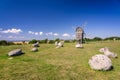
[89,54,112,71]
[8,49,22,56]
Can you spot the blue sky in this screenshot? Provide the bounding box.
[0,0,120,40]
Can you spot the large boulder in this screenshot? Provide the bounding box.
[31,47,38,52]
[89,54,112,71]
[8,49,22,56]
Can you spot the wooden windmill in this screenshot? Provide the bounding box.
[75,22,86,48]
[76,27,84,44]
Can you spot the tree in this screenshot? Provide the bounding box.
[44,38,48,44]
[0,40,8,46]
[29,39,37,44]
[104,36,120,40]
[93,37,103,41]
[64,40,70,43]
[71,39,76,43]
[49,40,55,44]
[55,38,60,42]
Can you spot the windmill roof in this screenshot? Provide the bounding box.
[76,27,83,32]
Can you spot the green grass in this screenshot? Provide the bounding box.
[0,41,120,80]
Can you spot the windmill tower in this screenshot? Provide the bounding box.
[76,27,84,44]
[75,22,86,48]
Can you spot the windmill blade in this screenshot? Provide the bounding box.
[72,26,76,31]
[82,21,87,29]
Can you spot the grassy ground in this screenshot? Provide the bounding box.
[0,41,120,80]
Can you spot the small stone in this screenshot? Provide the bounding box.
[8,49,22,56]
[75,44,83,48]
[31,47,38,52]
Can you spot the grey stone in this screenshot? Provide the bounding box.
[8,49,22,56]
[56,41,64,48]
[99,47,117,58]
[31,47,38,52]
[32,42,39,47]
[89,54,112,71]
[75,44,83,48]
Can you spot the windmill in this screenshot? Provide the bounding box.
[75,21,87,48]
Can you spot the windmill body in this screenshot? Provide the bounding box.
[75,27,84,48]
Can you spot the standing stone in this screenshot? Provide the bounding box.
[56,41,64,48]
[75,27,84,48]
[8,49,22,56]
[32,42,39,47]
[89,54,112,71]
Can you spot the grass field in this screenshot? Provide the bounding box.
[0,41,120,80]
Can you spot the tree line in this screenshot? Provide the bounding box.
[0,36,120,46]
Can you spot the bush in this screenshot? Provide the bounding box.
[38,39,48,44]
[71,39,76,43]
[39,40,45,44]
[0,40,8,46]
[55,38,60,42]
[8,42,14,45]
[49,40,55,44]
[64,40,70,43]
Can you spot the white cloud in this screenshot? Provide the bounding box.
[35,32,38,35]
[1,28,22,34]
[53,33,59,36]
[46,32,53,36]
[28,31,43,36]
[28,31,34,34]
[8,36,24,39]
[62,33,70,37]
[39,32,43,35]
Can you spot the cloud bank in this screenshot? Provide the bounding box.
[62,33,70,37]
[28,31,43,36]
[1,28,22,34]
